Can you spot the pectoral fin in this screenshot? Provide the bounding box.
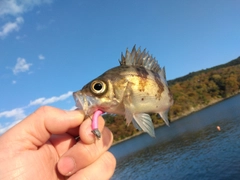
[125,108,133,126]
[133,113,155,137]
[125,108,143,130]
[159,110,170,126]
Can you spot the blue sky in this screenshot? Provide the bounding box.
[0,0,240,134]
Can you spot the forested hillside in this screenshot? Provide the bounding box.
[103,56,240,143]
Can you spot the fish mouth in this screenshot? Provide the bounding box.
[73,91,98,116]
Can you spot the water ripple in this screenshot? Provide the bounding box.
[111,95,240,180]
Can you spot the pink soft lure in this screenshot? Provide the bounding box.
[91,110,104,139]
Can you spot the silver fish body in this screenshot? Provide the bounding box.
[73,46,173,137]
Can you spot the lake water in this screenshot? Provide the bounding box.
[110,94,240,180]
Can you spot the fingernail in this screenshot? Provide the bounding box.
[58,156,76,176]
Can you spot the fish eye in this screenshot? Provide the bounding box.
[90,80,107,95]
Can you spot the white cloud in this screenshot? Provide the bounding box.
[0,108,26,134]
[12,80,17,84]
[28,97,45,106]
[0,0,54,17]
[70,106,77,110]
[0,107,26,121]
[38,54,45,60]
[0,0,54,38]
[0,119,21,135]
[0,16,24,38]
[0,0,23,17]
[28,91,73,106]
[0,90,73,135]
[13,57,32,75]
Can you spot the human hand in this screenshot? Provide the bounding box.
[0,106,116,180]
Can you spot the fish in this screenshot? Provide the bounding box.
[73,45,173,137]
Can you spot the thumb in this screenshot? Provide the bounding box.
[3,106,84,149]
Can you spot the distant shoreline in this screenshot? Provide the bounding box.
[112,92,240,146]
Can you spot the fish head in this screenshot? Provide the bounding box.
[73,77,120,116]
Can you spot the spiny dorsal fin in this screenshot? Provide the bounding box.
[119,45,161,73]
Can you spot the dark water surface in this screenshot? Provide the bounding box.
[110,94,240,180]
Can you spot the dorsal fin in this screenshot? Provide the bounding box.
[119,45,161,73]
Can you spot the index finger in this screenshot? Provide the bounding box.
[3,106,84,150]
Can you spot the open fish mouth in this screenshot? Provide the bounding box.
[73,92,98,115]
[73,92,104,139]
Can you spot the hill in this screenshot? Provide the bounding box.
[168,56,240,85]
[103,56,240,143]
